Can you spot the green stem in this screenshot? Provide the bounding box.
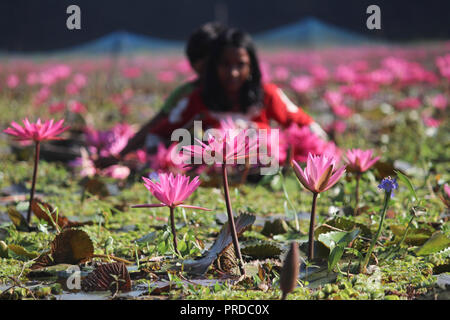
[385,215,415,260]
[354,173,361,215]
[222,164,245,275]
[308,192,318,261]
[169,206,180,256]
[27,141,40,225]
[360,190,391,273]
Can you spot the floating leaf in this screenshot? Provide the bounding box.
[7,207,30,232]
[7,244,39,259]
[81,262,131,294]
[315,216,371,238]
[261,219,289,237]
[242,242,282,259]
[51,229,94,264]
[280,242,299,300]
[390,225,432,245]
[415,232,450,256]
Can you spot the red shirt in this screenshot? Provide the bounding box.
[150,83,313,138]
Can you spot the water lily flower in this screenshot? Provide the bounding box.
[183,125,258,275]
[132,173,210,255]
[292,153,346,194]
[3,118,69,142]
[345,149,380,174]
[3,118,69,223]
[292,153,346,260]
[344,148,380,214]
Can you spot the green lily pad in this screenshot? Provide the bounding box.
[314,216,371,239]
[415,232,450,256]
[242,242,282,259]
[7,244,39,259]
[261,219,289,237]
[390,225,432,246]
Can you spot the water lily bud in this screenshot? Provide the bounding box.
[280,242,299,300]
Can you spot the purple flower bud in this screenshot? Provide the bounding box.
[378,177,399,197]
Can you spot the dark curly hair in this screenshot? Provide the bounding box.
[202,28,263,113]
[185,22,226,66]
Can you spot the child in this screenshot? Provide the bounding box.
[95,22,225,168]
[148,28,327,140]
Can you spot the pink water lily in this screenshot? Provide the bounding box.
[3,118,69,142]
[344,148,380,215]
[344,148,380,173]
[3,118,69,224]
[292,153,346,194]
[292,153,346,261]
[132,172,210,255]
[133,173,209,211]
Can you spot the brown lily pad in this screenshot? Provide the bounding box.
[30,254,54,270]
[51,229,94,264]
[81,262,131,293]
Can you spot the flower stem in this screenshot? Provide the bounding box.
[169,206,180,256]
[308,192,318,261]
[385,214,415,260]
[222,164,245,275]
[360,190,391,273]
[27,141,40,224]
[354,173,361,215]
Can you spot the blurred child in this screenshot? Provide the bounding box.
[96,22,225,168]
[148,28,327,139]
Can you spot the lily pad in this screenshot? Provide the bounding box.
[81,262,131,294]
[415,232,450,256]
[242,242,283,259]
[261,219,289,237]
[314,216,371,239]
[7,244,39,259]
[390,225,432,245]
[51,229,94,264]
